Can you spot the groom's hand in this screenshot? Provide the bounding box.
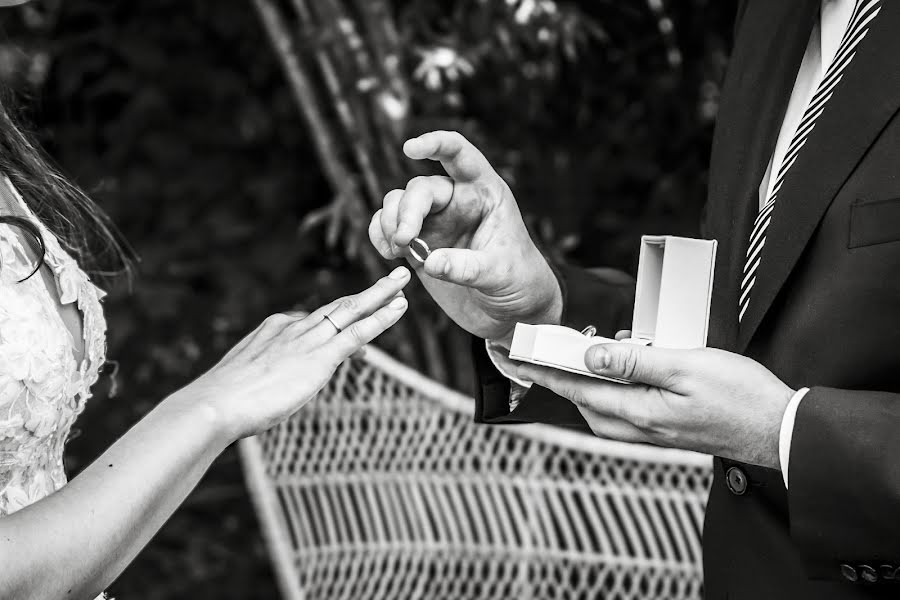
[515,343,796,469]
[369,130,562,341]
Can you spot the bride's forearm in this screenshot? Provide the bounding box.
[0,269,412,600]
[0,390,233,600]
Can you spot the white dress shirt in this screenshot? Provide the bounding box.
[488,0,855,489]
[764,0,853,488]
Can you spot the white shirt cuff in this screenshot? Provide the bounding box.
[779,387,810,489]
[485,339,532,411]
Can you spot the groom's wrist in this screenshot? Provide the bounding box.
[524,265,564,326]
[485,260,562,346]
[534,257,564,326]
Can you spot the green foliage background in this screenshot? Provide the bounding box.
[2,1,733,597]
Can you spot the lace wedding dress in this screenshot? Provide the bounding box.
[0,176,110,598]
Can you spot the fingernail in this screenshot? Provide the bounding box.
[389,266,409,280]
[587,346,611,370]
[389,297,408,309]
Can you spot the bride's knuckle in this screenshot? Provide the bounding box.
[285,316,306,332]
[264,313,289,328]
[347,322,365,345]
[340,296,360,315]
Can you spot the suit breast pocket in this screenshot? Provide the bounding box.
[849,197,900,248]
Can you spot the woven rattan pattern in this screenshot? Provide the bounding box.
[241,346,713,600]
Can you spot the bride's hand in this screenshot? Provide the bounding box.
[179,266,411,442]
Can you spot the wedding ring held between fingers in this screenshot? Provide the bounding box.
[408,237,431,263]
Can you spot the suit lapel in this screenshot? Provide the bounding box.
[737,0,900,352]
[705,0,818,351]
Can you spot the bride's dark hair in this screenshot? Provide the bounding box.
[0,95,134,283]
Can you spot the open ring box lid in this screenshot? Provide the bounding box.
[508,235,717,383]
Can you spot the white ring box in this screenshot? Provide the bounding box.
[508,235,717,383]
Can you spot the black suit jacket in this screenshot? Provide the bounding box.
[472,1,900,597]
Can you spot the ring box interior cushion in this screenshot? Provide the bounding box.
[508,235,718,382]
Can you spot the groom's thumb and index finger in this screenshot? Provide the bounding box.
[401,130,506,291]
[421,247,506,290]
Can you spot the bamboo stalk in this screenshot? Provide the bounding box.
[287,0,444,379]
[313,0,404,187]
[252,0,353,193]
[293,0,385,209]
[252,0,453,379]
[352,0,410,180]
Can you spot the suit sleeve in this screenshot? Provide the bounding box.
[472,262,635,433]
[787,387,900,580]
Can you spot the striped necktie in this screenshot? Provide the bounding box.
[738,0,882,322]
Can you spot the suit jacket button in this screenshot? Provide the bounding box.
[725,466,748,495]
[840,564,859,582]
[878,565,896,580]
[859,565,878,583]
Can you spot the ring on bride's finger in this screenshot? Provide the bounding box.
[323,313,343,333]
[408,237,431,263]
